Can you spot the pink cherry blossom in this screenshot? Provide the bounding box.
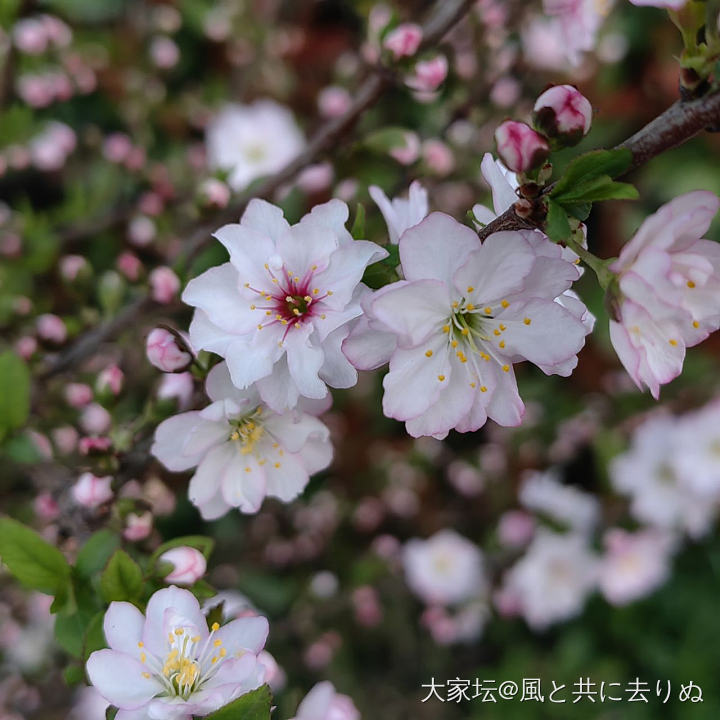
[494,120,549,174]
[406,55,448,92]
[403,530,486,606]
[183,198,386,411]
[157,371,195,409]
[369,180,429,244]
[80,403,112,434]
[159,547,207,585]
[318,86,352,118]
[352,213,590,438]
[65,382,93,408]
[97,365,124,395]
[146,327,192,372]
[609,191,720,398]
[36,313,67,343]
[151,363,333,519]
[198,178,231,208]
[292,681,360,720]
[422,139,455,175]
[541,0,613,66]
[86,587,268,718]
[383,23,423,59]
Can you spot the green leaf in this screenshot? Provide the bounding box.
[564,202,592,221]
[544,199,572,243]
[351,203,366,240]
[0,352,30,437]
[554,175,639,205]
[75,530,121,579]
[189,579,217,600]
[363,126,412,154]
[205,685,273,720]
[63,664,85,686]
[106,707,118,720]
[0,517,71,596]
[100,550,143,603]
[54,608,95,659]
[83,611,107,659]
[361,243,400,289]
[150,535,215,568]
[551,148,633,199]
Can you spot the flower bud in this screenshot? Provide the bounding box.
[406,55,448,92]
[36,313,67,343]
[72,473,113,508]
[532,85,592,146]
[123,511,153,542]
[159,546,207,585]
[96,365,124,396]
[149,266,180,304]
[146,328,192,372]
[494,120,550,174]
[383,23,423,59]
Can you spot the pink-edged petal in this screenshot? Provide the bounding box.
[342,314,397,370]
[142,587,206,656]
[296,681,335,718]
[86,650,160,710]
[220,449,267,513]
[399,212,479,284]
[455,232,535,304]
[103,602,144,655]
[382,337,451,421]
[152,412,206,472]
[241,198,290,242]
[215,615,269,655]
[371,279,449,347]
[188,443,235,507]
[480,152,518,215]
[319,325,357,388]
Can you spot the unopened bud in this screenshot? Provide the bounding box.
[494,121,549,174]
[533,85,592,146]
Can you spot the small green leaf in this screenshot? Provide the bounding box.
[544,199,572,243]
[63,664,85,686]
[100,550,143,603]
[106,707,118,720]
[551,148,633,199]
[0,517,71,596]
[189,579,217,600]
[54,608,95,659]
[75,530,121,579]
[206,685,273,720]
[83,611,107,659]
[554,175,639,205]
[564,202,592,221]
[351,203,366,240]
[0,352,30,436]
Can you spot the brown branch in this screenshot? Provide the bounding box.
[478,91,720,241]
[38,0,476,379]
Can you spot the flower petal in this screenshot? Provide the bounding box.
[87,649,160,710]
[103,602,145,655]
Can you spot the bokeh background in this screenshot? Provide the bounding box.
[1,0,720,718]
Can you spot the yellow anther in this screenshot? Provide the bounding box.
[669,339,678,346]
[425,350,433,357]
[192,636,200,643]
[524,317,531,325]
[295,322,301,328]
[442,325,450,333]
[294,276,299,282]
[693,321,700,328]
[250,304,256,310]
[304,295,312,302]
[312,264,318,270]
[272,443,279,448]
[437,374,446,382]
[451,340,458,348]
[501,299,509,308]
[466,303,475,311]
[467,286,474,293]
[140,653,146,663]
[245,466,251,472]
[327,290,333,295]
[321,314,326,319]
[175,628,184,635]
[502,364,510,372]
[281,319,288,325]
[687,280,696,288]
[257,324,263,330]
[272,278,278,283]
[481,352,490,361]
[244,282,250,288]
[142,672,151,678]
[211,657,218,664]
[499,341,505,349]
[470,382,476,388]
[461,328,469,336]
[499,324,506,331]
[265,310,272,315]
[274,462,281,468]
[138,642,144,648]
[484,307,492,315]
[214,639,223,647]
[493,329,501,336]
[219,648,227,657]
[276,314,282,320]
[480,386,488,393]
[264,263,269,269]
[212,622,220,631]
[452,301,459,309]
[313,288,319,294]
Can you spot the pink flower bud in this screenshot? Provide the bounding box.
[116,251,143,281]
[65,382,93,408]
[34,492,59,521]
[389,131,420,165]
[103,133,132,163]
[138,191,164,216]
[78,436,112,455]
[72,473,113,508]
[494,120,550,173]
[317,86,352,118]
[15,336,37,359]
[149,36,180,69]
[383,23,423,59]
[96,365,124,395]
[128,215,156,246]
[198,178,230,209]
[258,651,286,692]
[52,425,78,454]
[59,254,88,281]
[406,55,448,92]
[533,84,592,146]
[422,139,455,176]
[149,266,180,304]
[36,313,67,343]
[159,546,207,584]
[80,403,112,434]
[13,18,48,55]
[123,512,153,542]
[146,328,192,372]
[297,162,333,194]
[497,510,535,548]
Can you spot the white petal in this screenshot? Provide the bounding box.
[152,412,206,472]
[214,615,269,655]
[142,587,206,656]
[220,449,267,513]
[241,198,291,242]
[285,329,328,399]
[86,650,160,710]
[188,443,235,507]
[103,602,145,655]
